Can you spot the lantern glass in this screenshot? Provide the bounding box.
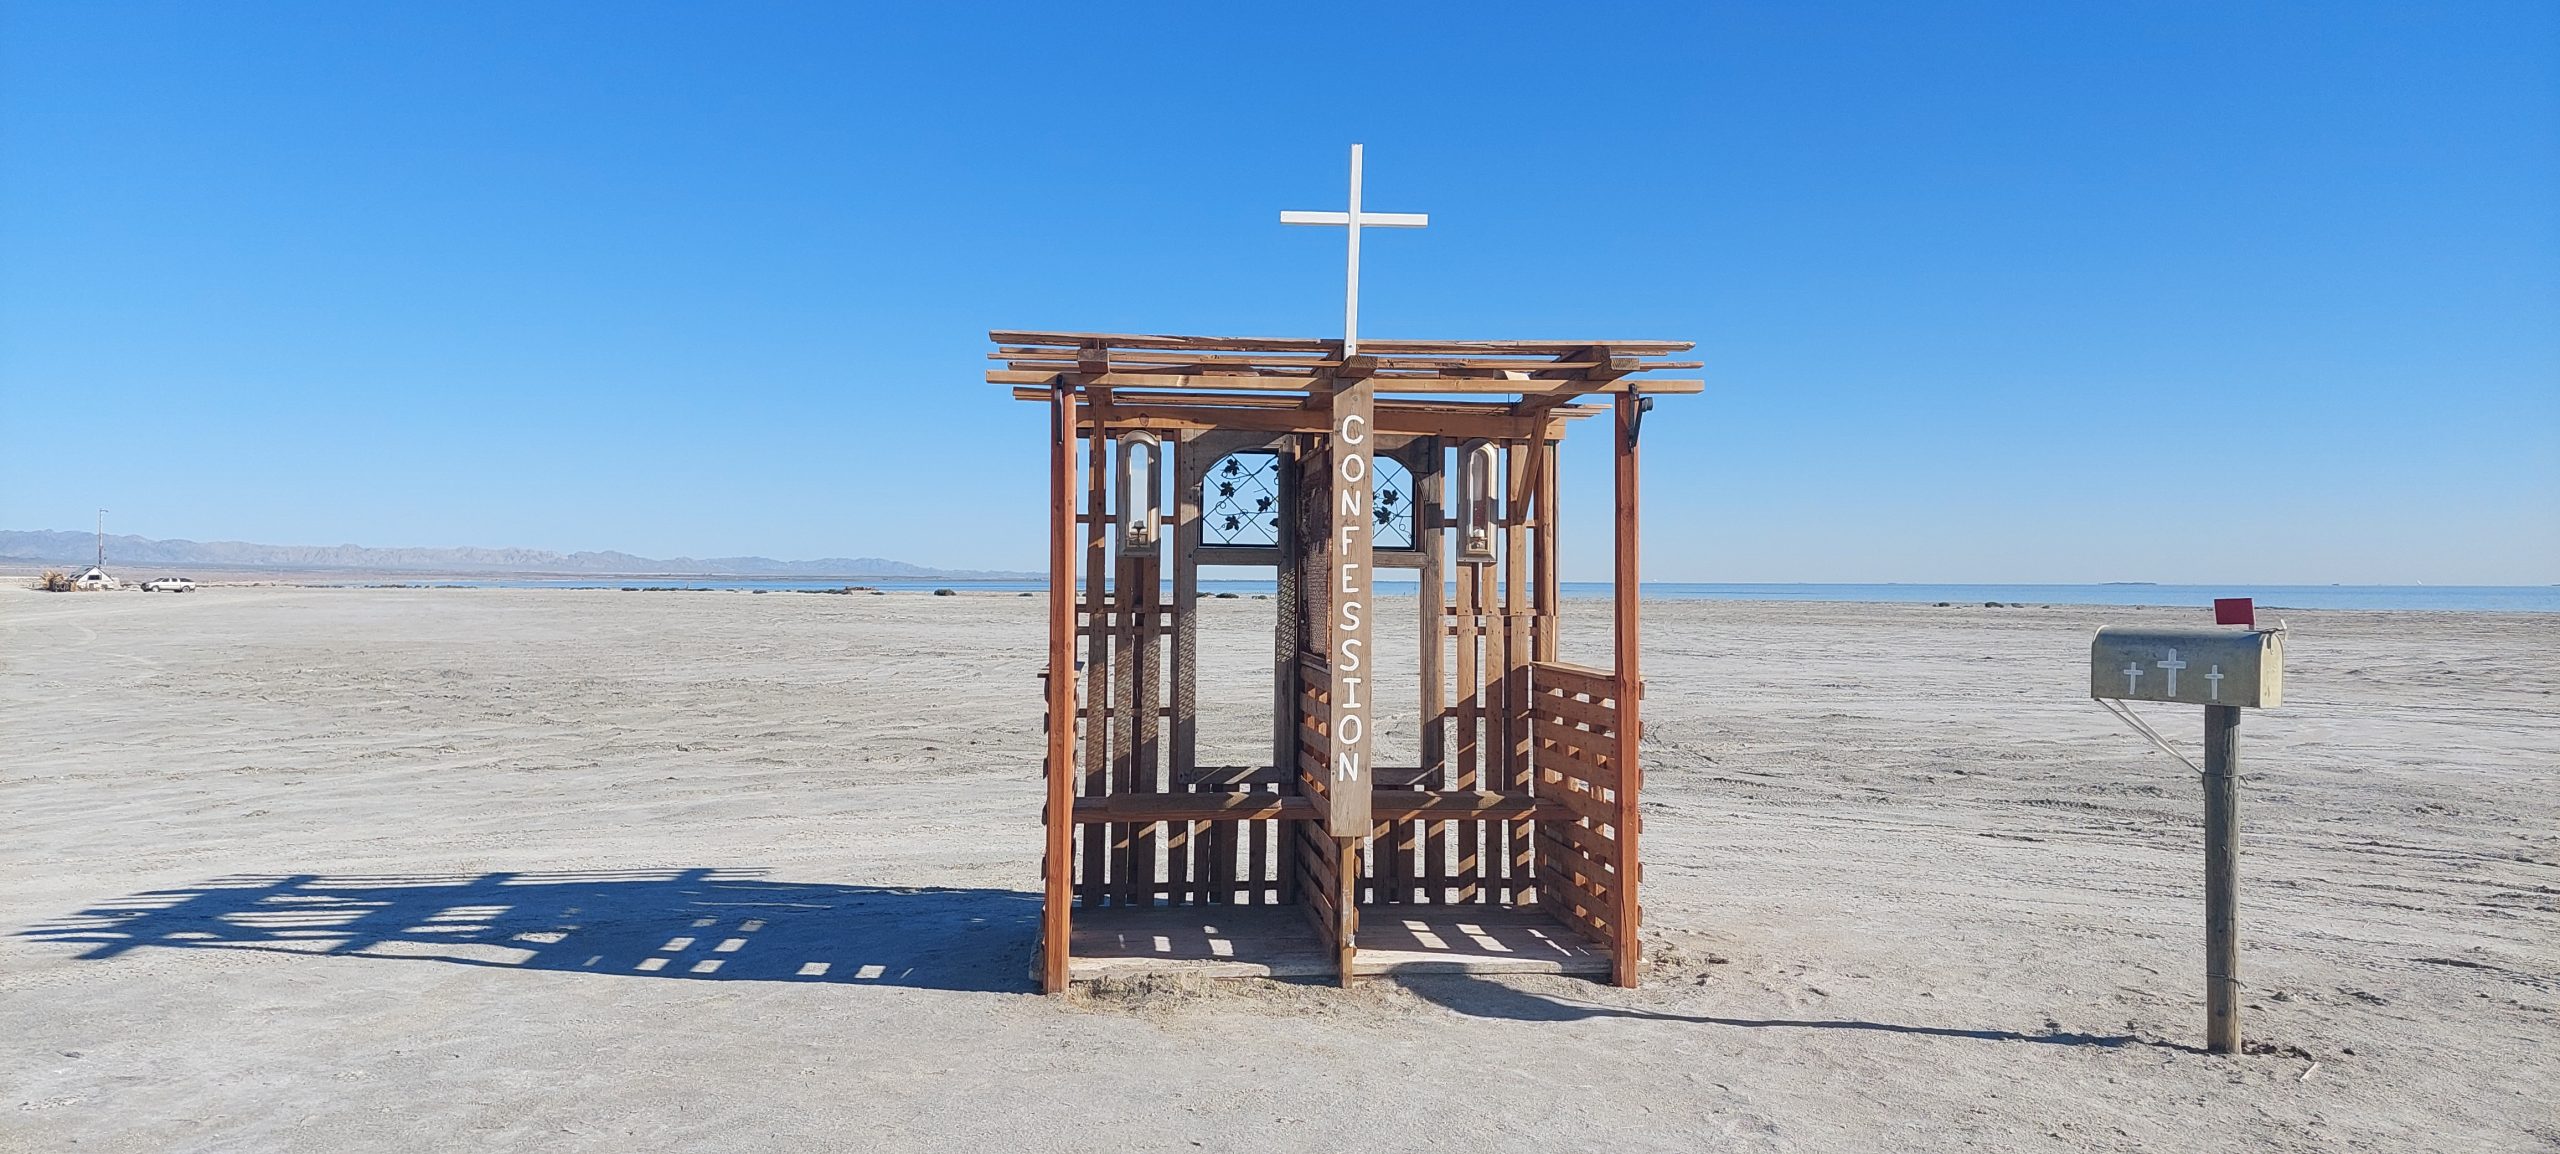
[1458,441,1498,563]
[1121,433,1160,549]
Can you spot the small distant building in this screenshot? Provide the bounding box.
[74,566,121,591]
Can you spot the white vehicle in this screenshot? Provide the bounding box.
[141,577,196,593]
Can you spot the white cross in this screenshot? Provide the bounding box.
[2205,665,2224,700]
[2156,648,2188,696]
[2122,662,2144,694]
[1281,143,1428,357]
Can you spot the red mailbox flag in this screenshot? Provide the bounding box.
[2214,598,2256,628]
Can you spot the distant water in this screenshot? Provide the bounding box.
[350,578,2560,613]
[1574,583,2560,613]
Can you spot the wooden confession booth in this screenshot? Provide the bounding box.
[1013,331,1698,992]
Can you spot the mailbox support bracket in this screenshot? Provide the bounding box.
[2094,696,2202,775]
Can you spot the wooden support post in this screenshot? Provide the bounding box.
[1417,439,1447,905]
[1110,437,1138,906]
[1133,442,1164,908]
[1529,438,1558,910]
[1610,393,1645,987]
[1502,443,1532,905]
[1171,433,1202,905]
[1534,439,1560,661]
[1042,385,1077,992]
[1334,837,1360,986]
[1476,554,1503,902]
[1081,412,1110,906]
[2204,703,2241,1054]
[1454,556,1483,904]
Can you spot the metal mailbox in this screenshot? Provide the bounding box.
[2089,626,2282,709]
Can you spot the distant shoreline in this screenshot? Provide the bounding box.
[2,568,1039,588]
[13,571,2553,614]
[0,529,1038,583]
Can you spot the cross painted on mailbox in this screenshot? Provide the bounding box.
[2156,649,2188,696]
[2205,665,2224,701]
[2122,662,2144,694]
[1281,144,1429,357]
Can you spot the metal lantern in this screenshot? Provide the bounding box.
[1458,440,1498,563]
[1120,432,1161,549]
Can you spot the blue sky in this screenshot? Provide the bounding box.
[3,2,2553,582]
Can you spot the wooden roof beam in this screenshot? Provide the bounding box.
[987,369,1701,395]
[1009,387,1605,418]
[989,330,1694,357]
[990,330,1341,353]
[1013,392,1596,440]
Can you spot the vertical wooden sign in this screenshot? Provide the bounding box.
[1326,376,1376,837]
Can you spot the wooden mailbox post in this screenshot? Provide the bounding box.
[1009,331,1695,991]
[2090,622,2285,1053]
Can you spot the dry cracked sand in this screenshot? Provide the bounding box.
[3,585,2554,1151]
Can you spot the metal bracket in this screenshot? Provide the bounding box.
[2094,696,2201,775]
[1624,390,1655,445]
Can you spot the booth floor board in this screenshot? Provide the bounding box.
[1065,905,1611,982]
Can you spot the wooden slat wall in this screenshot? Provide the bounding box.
[1529,660,1625,951]
[1296,658,1331,798]
[1292,648,1356,980]
[1290,436,1335,923]
[1268,444,1301,908]
[1292,814,1348,962]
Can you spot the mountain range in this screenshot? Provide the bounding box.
[0,530,1035,580]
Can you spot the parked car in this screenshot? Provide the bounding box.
[141,577,197,593]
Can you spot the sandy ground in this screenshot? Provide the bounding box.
[2,585,2554,1152]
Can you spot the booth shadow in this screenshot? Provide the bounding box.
[20,868,1038,993]
[1395,972,2192,1051]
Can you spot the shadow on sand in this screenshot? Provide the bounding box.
[1395,972,2194,1051]
[20,868,1039,993]
[24,878,2193,1048]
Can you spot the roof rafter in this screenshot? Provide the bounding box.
[991,331,1702,409]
